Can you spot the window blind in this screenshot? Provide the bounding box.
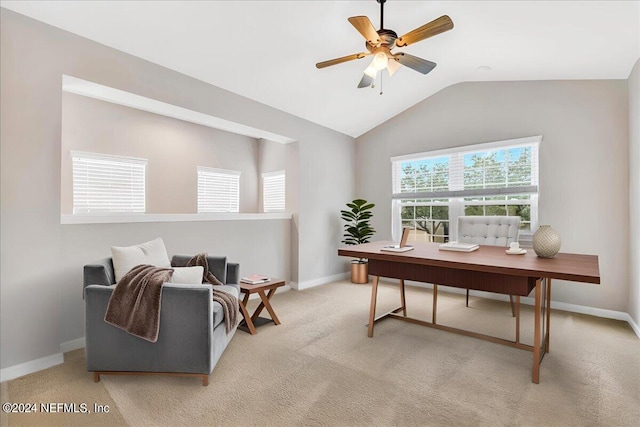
[262,170,285,212]
[389,135,541,241]
[72,151,146,214]
[392,136,540,200]
[197,167,240,213]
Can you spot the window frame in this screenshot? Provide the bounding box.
[197,166,241,213]
[262,170,286,213]
[71,150,147,214]
[391,135,541,242]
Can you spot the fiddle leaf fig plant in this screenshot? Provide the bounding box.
[341,199,376,246]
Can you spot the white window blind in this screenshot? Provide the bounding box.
[72,151,146,214]
[262,170,285,212]
[197,167,240,213]
[390,136,541,242]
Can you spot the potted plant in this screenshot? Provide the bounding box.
[341,199,376,284]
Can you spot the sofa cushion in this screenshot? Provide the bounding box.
[211,285,239,328]
[172,255,227,284]
[215,284,239,299]
[169,266,204,284]
[111,238,171,282]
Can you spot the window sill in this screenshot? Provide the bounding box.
[60,212,292,225]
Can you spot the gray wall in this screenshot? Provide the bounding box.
[629,59,640,328]
[0,10,354,370]
[298,134,356,283]
[61,93,260,214]
[356,80,629,312]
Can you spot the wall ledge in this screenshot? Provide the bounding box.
[61,212,292,225]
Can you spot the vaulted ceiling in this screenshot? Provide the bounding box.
[2,1,639,137]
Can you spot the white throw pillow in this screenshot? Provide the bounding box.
[169,266,204,285]
[111,237,171,282]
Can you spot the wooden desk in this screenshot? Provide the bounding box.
[338,241,600,383]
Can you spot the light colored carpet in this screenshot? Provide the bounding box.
[3,280,639,426]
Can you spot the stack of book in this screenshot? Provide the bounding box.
[240,274,270,285]
[438,242,480,252]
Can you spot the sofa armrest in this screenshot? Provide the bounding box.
[84,283,216,374]
[226,263,240,285]
[83,258,115,291]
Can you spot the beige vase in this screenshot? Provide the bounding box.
[533,225,561,258]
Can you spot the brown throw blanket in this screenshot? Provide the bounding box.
[104,264,173,343]
[177,253,239,334]
[185,253,224,285]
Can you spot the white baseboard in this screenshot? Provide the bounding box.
[60,337,86,353]
[0,353,63,383]
[627,314,640,338]
[0,337,85,383]
[295,272,349,290]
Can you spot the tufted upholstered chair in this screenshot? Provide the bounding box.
[457,216,521,315]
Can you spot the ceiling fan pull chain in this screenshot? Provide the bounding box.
[379,72,383,95]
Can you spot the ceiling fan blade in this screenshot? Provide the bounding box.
[395,53,437,75]
[357,72,375,88]
[396,15,454,48]
[387,58,402,77]
[316,52,370,69]
[348,16,381,46]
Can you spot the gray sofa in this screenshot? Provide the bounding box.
[83,255,239,386]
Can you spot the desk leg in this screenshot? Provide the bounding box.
[432,284,438,324]
[546,278,552,353]
[399,279,407,316]
[532,278,542,384]
[515,295,520,344]
[368,276,380,337]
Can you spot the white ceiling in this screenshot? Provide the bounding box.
[2,1,639,138]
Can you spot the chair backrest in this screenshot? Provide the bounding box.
[457,216,520,247]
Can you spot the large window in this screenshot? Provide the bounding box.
[197,167,240,213]
[391,136,540,243]
[262,170,285,212]
[72,151,146,214]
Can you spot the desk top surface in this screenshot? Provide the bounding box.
[338,241,600,284]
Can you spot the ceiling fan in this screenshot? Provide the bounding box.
[316,0,454,88]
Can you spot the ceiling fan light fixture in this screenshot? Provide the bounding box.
[387,58,401,77]
[372,51,389,70]
[364,65,378,79]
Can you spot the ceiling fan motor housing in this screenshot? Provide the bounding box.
[366,29,398,52]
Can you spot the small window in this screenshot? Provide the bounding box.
[262,170,285,212]
[197,167,240,213]
[72,151,146,214]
